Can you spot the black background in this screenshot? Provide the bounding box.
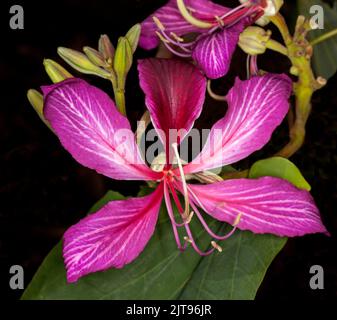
[0,0,336,300]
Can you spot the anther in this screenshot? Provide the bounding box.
[211,241,223,253]
[233,213,243,226]
[153,16,165,31]
[215,15,224,27]
[170,32,184,42]
[184,211,194,224]
[184,236,193,243]
[155,31,170,43]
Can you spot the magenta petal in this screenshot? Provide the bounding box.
[138,58,206,148]
[192,22,245,79]
[184,73,292,174]
[43,78,160,181]
[188,177,327,237]
[140,0,228,50]
[63,184,164,283]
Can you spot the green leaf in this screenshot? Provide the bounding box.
[178,231,286,299]
[249,156,311,191]
[22,189,286,300]
[297,0,337,79]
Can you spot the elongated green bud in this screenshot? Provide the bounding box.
[238,26,272,55]
[43,59,73,83]
[83,46,107,67]
[99,34,115,62]
[57,47,111,79]
[27,89,51,129]
[113,37,133,89]
[125,24,141,53]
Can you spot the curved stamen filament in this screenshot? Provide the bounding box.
[153,17,195,48]
[157,31,193,53]
[160,38,192,58]
[211,241,223,252]
[164,181,188,251]
[184,223,215,256]
[170,32,184,42]
[177,0,213,29]
[172,143,193,222]
[246,54,259,79]
[207,80,227,101]
[164,180,186,228]
[167,180,184,214]
[190,201,239,241]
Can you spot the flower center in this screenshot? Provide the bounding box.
[162,143,242,256]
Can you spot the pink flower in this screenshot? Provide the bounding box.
[42,58,327,283]
[140,0,269,78]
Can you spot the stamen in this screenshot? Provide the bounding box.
[167,180,194,225]
[170,32,184,42]
[207,80,227,101]
[184,223,215,256]
[167,180,184,214]
[233,213,243,226]
[246,55,251,79]
[215,15,224,27]
[208,3,259,34]
[157,29,193,52]
[190,200,238,241]
[246,54,259,79]
[155,31,170,43]
[172,143,191,222]
[185,211,194,224]
[183,236,193,243]
[163,181,188,252]
[219,3,249,20]
[161,39,192,58]
[211,241,223,252]
[153,16,165,31]
[177,0,213,29]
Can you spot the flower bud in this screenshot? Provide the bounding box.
[113,37,133,89]
[238,26,272,55]
[27,89,51,129]
[83,46,107,68]
[125,24,141,53]
[43,59,73,83]
[57,47,111,79]
[98,34,115,62]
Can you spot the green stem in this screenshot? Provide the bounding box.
[266,39,288,56]
[310,28,337,46]
[110,75,126,115]
[270,14,321,158]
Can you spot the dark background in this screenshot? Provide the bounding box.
[0,0,336,300]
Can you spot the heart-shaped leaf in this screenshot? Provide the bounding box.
[249,157,311,191]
